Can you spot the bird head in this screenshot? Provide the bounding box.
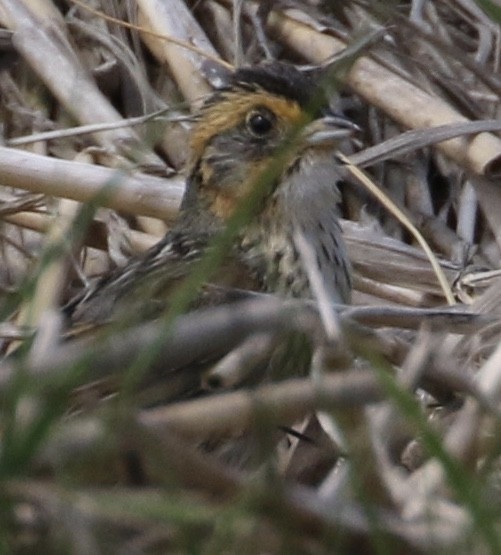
[182,63,357,224]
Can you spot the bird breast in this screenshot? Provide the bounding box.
[238,153,352,304]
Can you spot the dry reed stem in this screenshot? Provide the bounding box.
[140,370,382,439]
[7,198,80,357]
[0,147,183,220]
[1,0,165,168]
[2,210,158,254]
[339,152,455,304]
[342,221,459,296]
[471,176,501,252]
[137,0,219,106]
[264,6,501,175]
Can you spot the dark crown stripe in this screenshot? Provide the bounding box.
[200,63,321,115]
[230,63,315,109]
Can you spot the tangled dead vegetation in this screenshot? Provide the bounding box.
[1,1,501,553]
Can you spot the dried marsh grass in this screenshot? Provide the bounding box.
[0,1,501,553]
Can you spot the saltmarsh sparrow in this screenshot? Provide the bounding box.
[66,63,354,324]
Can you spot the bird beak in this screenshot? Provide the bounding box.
[302,115,359,146]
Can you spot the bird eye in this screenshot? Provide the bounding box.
[246,109,275,137]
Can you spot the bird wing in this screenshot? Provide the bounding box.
[65,230,211,326]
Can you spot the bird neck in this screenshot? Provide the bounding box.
[178,169,226,236]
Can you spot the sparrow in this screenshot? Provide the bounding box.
[66,62,354,325]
